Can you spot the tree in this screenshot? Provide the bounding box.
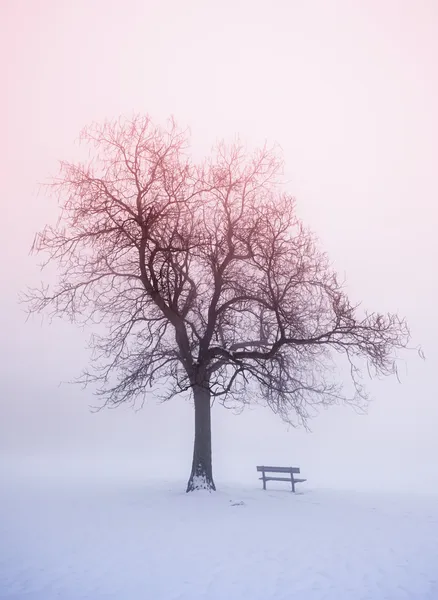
[26,115,410,492]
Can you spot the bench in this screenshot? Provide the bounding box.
[256,465,306,493]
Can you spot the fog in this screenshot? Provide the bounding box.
[1,0,437,493]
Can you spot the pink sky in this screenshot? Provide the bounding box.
[1,0,438,491]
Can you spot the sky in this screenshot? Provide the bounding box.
[1,0,437,493]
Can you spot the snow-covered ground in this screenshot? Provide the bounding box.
[1,474,438,600]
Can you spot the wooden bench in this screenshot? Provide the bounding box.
[256,465,307,493]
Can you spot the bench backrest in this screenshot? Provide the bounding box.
[256,465,300,474]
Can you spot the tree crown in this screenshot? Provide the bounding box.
[27,115,410,426]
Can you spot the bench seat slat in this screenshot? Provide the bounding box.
[260,476,292,482]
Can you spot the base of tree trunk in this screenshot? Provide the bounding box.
[186,464,216,492]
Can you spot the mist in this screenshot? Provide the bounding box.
[1,0,437,495]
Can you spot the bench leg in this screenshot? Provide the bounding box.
[290,473,295,493]
[262,473,266,490]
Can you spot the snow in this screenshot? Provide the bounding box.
[189,470,215,491]
[1,475,438,599]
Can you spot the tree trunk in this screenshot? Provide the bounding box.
[186,384,216,492]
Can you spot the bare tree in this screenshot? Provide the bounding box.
[26,115,410,492]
